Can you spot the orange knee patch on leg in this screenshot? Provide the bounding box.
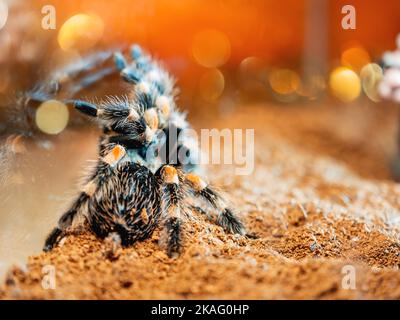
[186,173,207,191]
[144,108,159,130]
[103,145,126,165]
[162,166,179,184]
[156,96,171,118]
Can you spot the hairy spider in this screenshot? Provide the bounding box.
[39,45,246,257]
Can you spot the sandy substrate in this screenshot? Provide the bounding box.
[1,102,400,299]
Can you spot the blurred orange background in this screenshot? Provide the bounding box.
[29,0,400,65]
[1,0,400,110]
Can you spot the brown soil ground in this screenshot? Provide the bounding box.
[1,102,400,299]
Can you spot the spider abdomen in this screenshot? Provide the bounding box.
[88,163,161,246]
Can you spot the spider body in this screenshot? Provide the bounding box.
[39,45,246,257]
[88,162,161,246]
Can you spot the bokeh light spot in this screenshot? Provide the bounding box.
[360,63,383,102]
[239,57,268,83]
[192,29,231,68]
[58,14,104,51]
[199,68,225,102]
[341,46,371,73]
[329,67,361,102]
[239,57,267,79]
[269,69,300,95]
[0,0,8,30]
[36,100,69,135]
[296,75,326,100]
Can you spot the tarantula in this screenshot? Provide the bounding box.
[36,44,247,257]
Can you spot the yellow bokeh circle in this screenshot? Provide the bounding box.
[36,100,69,135]
[341,46,371,73]
[269,69,300,95]
[192,29,231,68]
[199,68,225,102]
[360,63,383,102]
[58,14,104,51]
[329,67,361,102]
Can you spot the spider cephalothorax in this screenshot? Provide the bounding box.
[39,45,246,257]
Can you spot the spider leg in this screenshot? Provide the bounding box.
[156,165,184,258]
[66,67,115,96]
[49,50,116,96]
[55,50,115,82]
[20,45,170,126]
[116,44,175,97]
[47,45,147,97]
[114,45,148,84]
[27,50,116,105]
[54,45,144,96]
[183,172,246,235]
[43,144,126,251]
[53,47,151,96]
[43,192,89,251]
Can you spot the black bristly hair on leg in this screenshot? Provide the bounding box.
[200,187,246,235]
[157,165,184,258]
[183,172,246,236]
[164,216,182,258]
[43,227,63,252]
[43,192,89,251]
[217,208,246,235]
